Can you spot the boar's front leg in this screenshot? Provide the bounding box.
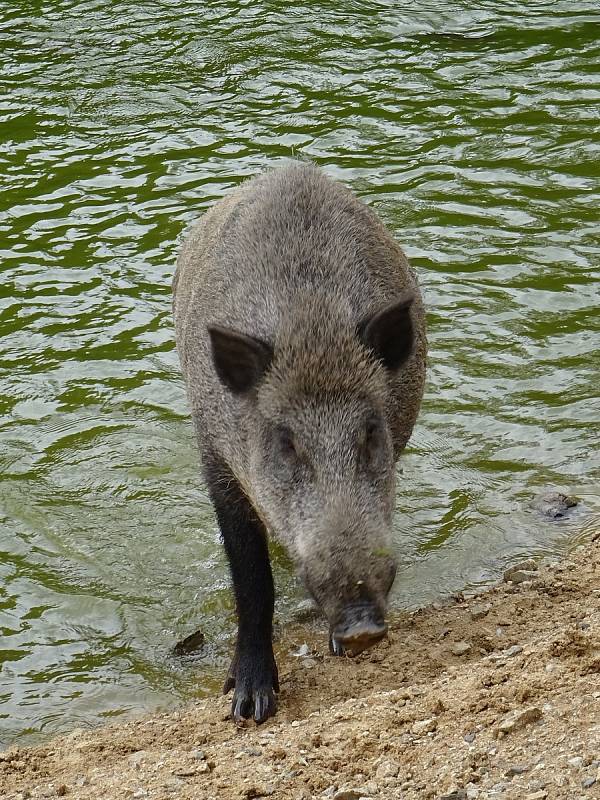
[202,450,278,724]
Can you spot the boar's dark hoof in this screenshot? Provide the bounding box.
[223,649,279,724]
[330,604,388,657]
[230,686,277,725]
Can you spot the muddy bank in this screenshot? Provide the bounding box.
[1,537,599,800]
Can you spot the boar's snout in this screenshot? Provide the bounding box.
[330,601,388,657]
[298,518,397,657]
[313,553,397,658]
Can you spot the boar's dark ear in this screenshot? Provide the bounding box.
[208,325,273,394]
[358,294,415,370]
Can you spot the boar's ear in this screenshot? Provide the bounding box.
[358,294,415,370]
[208,325,274,394]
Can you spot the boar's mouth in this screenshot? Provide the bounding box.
[301,554,396,657]
[329,601,388,657]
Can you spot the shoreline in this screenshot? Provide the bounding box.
[1,535,598,800]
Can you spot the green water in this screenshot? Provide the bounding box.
[1,0,599,747]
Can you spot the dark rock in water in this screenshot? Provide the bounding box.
[532,492,578,519]
[173,630,205,656]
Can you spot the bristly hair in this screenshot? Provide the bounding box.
[260,292,386,414]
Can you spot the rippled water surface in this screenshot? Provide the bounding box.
[1,0,599,746]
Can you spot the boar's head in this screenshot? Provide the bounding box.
[208,292,414,655]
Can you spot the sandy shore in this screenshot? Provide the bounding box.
[1,535,598,800]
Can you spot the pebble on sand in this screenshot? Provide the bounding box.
[497,706,543,735]
[451,641,472,656]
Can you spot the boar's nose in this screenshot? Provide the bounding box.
[330,602,388,657]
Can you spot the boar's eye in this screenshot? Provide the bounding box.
[276,425,297,460]
[363,415,384,465]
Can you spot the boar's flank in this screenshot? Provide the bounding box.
[173,162,426,723]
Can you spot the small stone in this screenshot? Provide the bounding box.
[375,760,399,779]
[582,776,596,788]
[569,757,584,768]
[292,643,311,657]
[470,603,492,620]
[161,779,184,794]
[191,749,206,760]
[532,492,578,518]
[451,641,472,656]
[463,732,476,743]
[440,791,467,800]
[293,600,319,622]
[56,788,67,798]
[504,569,537,584]
[431,697,448,714]
[244,788,275,799]
[524,792,547,800]
[333,791,364,800]
[291,720,301,728]
[510,559,537,572]
[466,785,479,799]
[504,560,537,582]
[503,645,523,658]
[173,767,198,777]
[172,629,205,656]
[411,717,437,735]
[132,791,148,799]
[498,706,542,735]
[506,764,529,776]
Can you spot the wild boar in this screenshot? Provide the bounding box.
[173,162,426,723]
